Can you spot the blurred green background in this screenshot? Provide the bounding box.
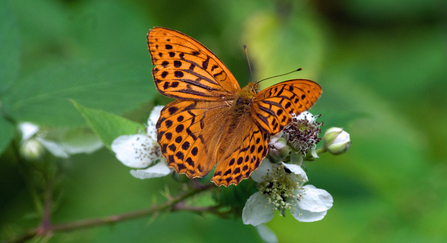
[1,0,446,242]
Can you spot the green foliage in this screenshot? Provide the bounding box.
[72,100,144,150]
[212,179,258,214]
[243,4,326,87]
[2,61,154,127]
[0,117,15,154]
[0,1,20,94]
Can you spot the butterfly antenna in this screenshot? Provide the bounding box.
[256,68,302,84]
[244,45,254,81]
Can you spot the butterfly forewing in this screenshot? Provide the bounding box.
[148,27,240,101]
[251,79,322,135]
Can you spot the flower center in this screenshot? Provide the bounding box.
[257,163,305,213]
[132,136,162,164]
[282,113,322,156]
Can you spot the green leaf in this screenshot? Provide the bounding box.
[2,60,155,127]
[0,0,20,94]
[72,0,153,64]
[0,116,15,155]
[71,100,144,150]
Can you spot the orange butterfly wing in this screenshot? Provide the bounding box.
[147,27,240,101]
[148,27,322,187]
[210,117,268,186]
[211,80,321,186]
[251,80,322,135]
[156,99,232,179]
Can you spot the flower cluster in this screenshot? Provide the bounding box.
[111,107,351,233]
[242,112,335,226]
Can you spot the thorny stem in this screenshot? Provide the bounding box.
[5,183,215,243]
[39,179,53,234]
[173,202,233,218]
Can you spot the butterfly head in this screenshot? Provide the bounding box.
[232,82,258,117]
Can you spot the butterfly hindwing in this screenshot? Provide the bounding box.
[148,27,240,101]
[211,120,268,186]
[251,79,322,135]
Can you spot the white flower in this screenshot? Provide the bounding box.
[242,159,333,226]
[323,127,351,155]
[18,122,103,159]
[111,106,171,179]
[111,134,155,168]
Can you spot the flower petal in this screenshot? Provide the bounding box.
[242,192,275,226]
[19,122,39,141]
[310,148,319,158]
[250,158,273,183]
[255,225,278,243]
[36,137,70,158]
[282,162,308,182]
[297,185,333,212]
[111,135,153,168]
[130,160,171,179]
[296,111,315,122]
[149,105,164,124]
[59,129,103,154]
[291,208,327,222]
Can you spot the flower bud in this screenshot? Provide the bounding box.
[20,138,45,160]
[323,127,351,155]
[268,134,290,162]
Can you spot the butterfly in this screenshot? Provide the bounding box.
[147,27,322,187]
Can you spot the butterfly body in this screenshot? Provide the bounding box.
[232,82,258,119]
[148,27,322,186]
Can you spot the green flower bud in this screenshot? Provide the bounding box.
[323,127,351,155]
[20,138,45,160]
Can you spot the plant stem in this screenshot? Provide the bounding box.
[5,183,214,243]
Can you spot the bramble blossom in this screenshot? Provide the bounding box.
[111,106,171,179]
[242,158,333,226]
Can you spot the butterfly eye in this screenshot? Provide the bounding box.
[236,97,245,106]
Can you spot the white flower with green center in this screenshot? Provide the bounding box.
[242,158,333,226]
[111,106,171,179]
